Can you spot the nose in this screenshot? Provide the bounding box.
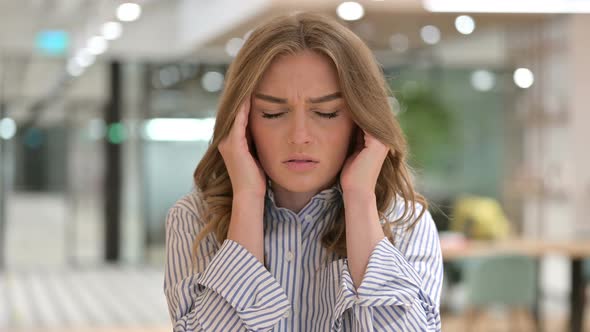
[288,108,312,145]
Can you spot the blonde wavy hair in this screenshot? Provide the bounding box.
[192,12,427,259]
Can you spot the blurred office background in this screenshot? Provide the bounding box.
[0,0,589,331]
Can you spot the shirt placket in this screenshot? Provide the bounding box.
[283,214,302,331]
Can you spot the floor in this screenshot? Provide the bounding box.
[1,265,588,331]
[1,193,587,331]
[0,266,171,331]
[442,310,590,332]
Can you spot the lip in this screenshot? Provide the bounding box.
[282,154,319,163]
[283,154,319,172]
[284,160,319,172]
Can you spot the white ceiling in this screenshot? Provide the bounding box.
[0,0,551,125]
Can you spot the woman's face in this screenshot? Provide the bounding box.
[249,50,356,194]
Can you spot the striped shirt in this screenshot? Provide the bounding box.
[164,180,443,331]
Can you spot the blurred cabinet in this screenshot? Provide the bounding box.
[505,15,590,240]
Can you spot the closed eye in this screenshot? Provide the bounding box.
[315,111,339,119]
[261,110,340,119]
[262,112,286,119]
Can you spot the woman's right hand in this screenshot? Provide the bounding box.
[217,96,267,198]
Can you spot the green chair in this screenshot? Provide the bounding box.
[462,254,538,331]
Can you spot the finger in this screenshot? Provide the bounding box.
[363,131,379,147]
[350,150,361,160]
[363,131,389,155]
[233,97,250,139]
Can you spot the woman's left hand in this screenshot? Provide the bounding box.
[340,128,390,196]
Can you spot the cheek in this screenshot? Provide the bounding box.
[249,116,267,144]
[249,122,277,160]
[324,130,353,161]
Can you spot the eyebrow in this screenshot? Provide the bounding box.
[254,92,342,104]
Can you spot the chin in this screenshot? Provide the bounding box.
[276,177,319,193]
[265,169,319,192]
[270,168,338,194]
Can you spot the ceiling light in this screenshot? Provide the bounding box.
[0,118,17,140]
[337,2,365,21]
[67,58,84,77]
[117,2,141,22]
[514,68,534,88]
[143,118,216,142]
[75,49,95,68]
[455,15,476,35]
[420,25,440,45]
[201,71,224,93]
[423,0,590,13]
[102,21,123,40]
[225,38,244,57]
[87,36,108,55]
[471,70,495,91]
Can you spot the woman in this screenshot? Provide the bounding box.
[164,12,443,332]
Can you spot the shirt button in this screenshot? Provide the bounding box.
[304,214,313,222]
[285,251,294,261]
[283,310,290,318]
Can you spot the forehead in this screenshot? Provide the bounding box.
[256,50,340,95]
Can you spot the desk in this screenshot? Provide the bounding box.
[441,238,590,332]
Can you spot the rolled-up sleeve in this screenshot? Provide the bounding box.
[332,207,443,331]
[164,205,291,332]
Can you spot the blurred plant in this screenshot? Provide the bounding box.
[394,81,455,174]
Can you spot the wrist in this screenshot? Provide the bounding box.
[228,193,265,263]
[233,190,266,202]
[342,189,376,204]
